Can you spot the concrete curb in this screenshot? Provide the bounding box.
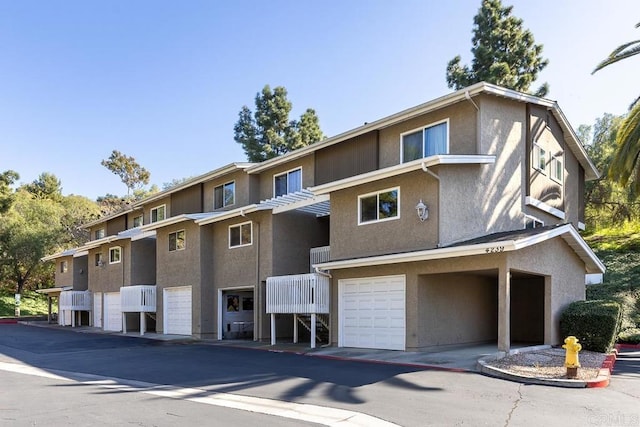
[477,345,619,388]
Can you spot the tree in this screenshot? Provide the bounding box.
[593,22,640,196]
[446,0,549,96]
[0,170,19,214]
[21,172,63,202]
[101,150,151,197]
[234,85,324,162]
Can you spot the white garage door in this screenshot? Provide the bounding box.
[339,275,406,351]
[93,292,102,328]
[103,292,122,332]
[164,286,192,335]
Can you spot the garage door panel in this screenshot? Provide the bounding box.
[340,275,406,351]
[104,292,121,332]
[164,286,192,335]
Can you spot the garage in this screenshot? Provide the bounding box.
[339,275,406,350]
[93,292,102,328]
[103,292,122,332]
[163,286,192,335]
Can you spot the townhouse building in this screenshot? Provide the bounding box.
[43,82,604,353]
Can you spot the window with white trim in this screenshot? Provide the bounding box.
[109,247,121,264]
[533,142,547,174]
[151,205,166,223]
[60,260,68,273]
[133,215,143,228]
[169,230,185,252]
[401,120,449,163]
[214,181,235,209]
[229,221,252,248]
[525,215,544,229]
[551,154,563,184]
[274,168,302,197]
[95,228,105,240]
[358,187,400,225]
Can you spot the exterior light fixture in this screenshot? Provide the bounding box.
[415,199,428,221]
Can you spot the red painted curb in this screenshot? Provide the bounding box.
[0,319,18,324]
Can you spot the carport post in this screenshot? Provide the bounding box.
[293,314,298,344]
[498,268,511,353]
[270,313,276,345]
[310,313,316,349]
[140,312,145,336]
[122,313,127,334]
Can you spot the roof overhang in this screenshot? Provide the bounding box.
[314,224,605,274]
[36,286,72,295]
[195,204,264,226]
[311,155,495,195]
[139,213,214,232]
[41,249,78,262]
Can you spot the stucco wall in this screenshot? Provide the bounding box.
[87,241,129,293]
[73,256,88,291]
[256,155,315,201]
[130,237,156,285]
[329,170,439,260]
[55,256,74,287]
[143,196,171,224]
[203,170,254,212]
[272,212,329,276]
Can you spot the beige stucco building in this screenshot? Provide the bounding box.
[43,82,604,353]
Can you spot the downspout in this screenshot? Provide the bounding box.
[465,90,481,155]
[314,266,332,278]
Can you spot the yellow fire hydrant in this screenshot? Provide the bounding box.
[562,336,582,378]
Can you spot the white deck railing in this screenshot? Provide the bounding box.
[266,273,330,314]
[309,246,330,272]
[120,285,156,312]
[59,291,92,311]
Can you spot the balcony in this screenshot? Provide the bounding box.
[120,285,156,313]
[266,273,330,314]
[59,290,91,327]
[309,245,330,272]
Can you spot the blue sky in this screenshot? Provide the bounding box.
[1,1,638,200]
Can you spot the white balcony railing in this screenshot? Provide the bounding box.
[59,290,92,311]
[120,285,156,312]
[266,273,329,314]
[309,246,330,272]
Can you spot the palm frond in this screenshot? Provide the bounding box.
[593,40,640,73]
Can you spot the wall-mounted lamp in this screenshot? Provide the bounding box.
[415,199,429,222]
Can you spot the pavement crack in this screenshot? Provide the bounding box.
[504,383,523,427]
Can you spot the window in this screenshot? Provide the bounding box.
[169,230,185,251]
[133,215,143,228]
[95,228,105,240]
[109,247,121,264]
[358,188,400,225]
[151,205,166,223]
[533,142,547,174]
[60,261,68,273]
[214,181,235,209]
[95,253,103,267]
[229,221,252,248]
[401,120,448,163]
[274,168,302,197]
[551,154,563,184]
[525,215,544,229]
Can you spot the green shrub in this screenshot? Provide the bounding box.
[559,300,622,353]
[618,328,640,344]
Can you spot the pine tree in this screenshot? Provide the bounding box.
[446,0,549,96]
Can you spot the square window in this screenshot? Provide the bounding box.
[151,205,166,223]
[169,230,185,252]
[60,261,68,273]
[551,155,563,183]
[95,228,105,240]
[229,222,252,248]
[109,247,121,264]
[133,215,143,228]
[274,168,302,197]
[401,121,448,163]
[533,143,547,174]
[95,253,103,267]
[214,181,235,209]
[359,188,400,225]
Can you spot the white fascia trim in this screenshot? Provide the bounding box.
[195,204,262,226]
[81,208,134,230]
[78,236,118,251]
[525,196,566,220]
[72,250,89,258]
[140,213,213,232]
[272,193,330,214]
[314,241,517,270]
[311,155,496,195]
[118,230,157,242]
[41,249,78,262]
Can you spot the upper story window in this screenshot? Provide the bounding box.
[109,247,121,264]
[525,215,544,229]
[229,221,252,248]
[358,187,400,225]
[151,205,166,223]
[95,252,103,267]
[169,230,185,252]
[133,215,143,228]
[274,168,302,197]
[60,260,68,273]
[533,142,547,174]
[401,120,449,163]
[551,154,563,184]
[214,181,235,209]
[95,228,105,240]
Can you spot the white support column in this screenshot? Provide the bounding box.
[122,313,127,334]
[140,312,146,336]
[498,268,511,353]
[71,311,76,328]
[293,314,298,344]
[270,313,276,346]
[311,313,317,349]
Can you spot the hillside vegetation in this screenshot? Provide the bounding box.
[0,290,51,317]
[585,222,640,343]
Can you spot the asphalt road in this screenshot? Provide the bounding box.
[0,324,638,426]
